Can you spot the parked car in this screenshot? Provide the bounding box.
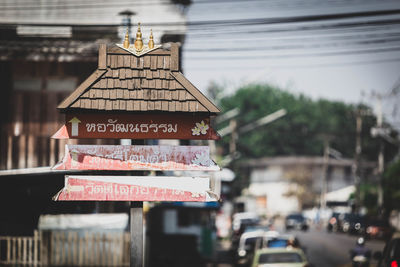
[365,218,393,240]
[251,247,310,267]
[267,234,301,249]
[341,213,366,235]
[236,230,279,266]
[244,225,271,234]
[285,213,309,231]
[231,212,260,250]
[375,232,400,267]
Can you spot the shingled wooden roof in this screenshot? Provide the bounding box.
[57,43,220,113]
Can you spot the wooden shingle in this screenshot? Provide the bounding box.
[138,57,144,69]
[157,56,164,69]
[123,56,130,67]
[117,55,124,67]
[121,80,128,89]
[144,56,151,68]
[126,69,132,79]
[148,80,156,89]
[98,99,106,110]
[91,99,99,109]
[148,101,154,110]
[120,69,126,79]
[150,56,157,70]
[131,56,137,68]
[127,100,134,111]
[112,69,119,78]
[114,79,121,88]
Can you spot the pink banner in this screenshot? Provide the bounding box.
[53,145,219,171]
[53,176,216,202]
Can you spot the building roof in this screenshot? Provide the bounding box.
[240,156,376,168]
[58,42,220,113]
[0,39,100,61]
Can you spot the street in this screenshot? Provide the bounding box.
[294,227,385,267]
[214,224,386,267]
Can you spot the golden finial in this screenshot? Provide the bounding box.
[134,22,143,51]
[123,28,130,49]
[148,29,155,49]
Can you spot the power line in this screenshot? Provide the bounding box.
[185,45,400,60]
[183,57,400,70]
[1,9,400,27]
[0,0,396,10]
[185,35,400,52]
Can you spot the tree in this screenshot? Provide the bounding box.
[215,82,399,201]
[217,83,397,162]
[383,158,400,215]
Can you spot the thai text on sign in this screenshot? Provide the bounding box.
[54,176,217,202]
[53,145,220,171]
[52,113,220,140]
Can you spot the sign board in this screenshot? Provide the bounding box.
[52,113,220,140]
[54,176,217,202]
[53,145,220,171]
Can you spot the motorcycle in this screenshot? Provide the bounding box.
[351,254,370,267]
[350,237,371,267]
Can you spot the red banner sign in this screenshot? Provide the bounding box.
[54,176,217,202]
[53,145,219,171]
[52,113,220,140]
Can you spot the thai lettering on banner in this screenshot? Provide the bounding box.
[84,119,178,134]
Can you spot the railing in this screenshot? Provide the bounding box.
[0,231,40,266]
[0,230,130,266]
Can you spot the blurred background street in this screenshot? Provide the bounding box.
[1,0,400,267]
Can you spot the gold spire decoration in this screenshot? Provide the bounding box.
[148,29,154,49]
[134,22,143,51]
[123,28,130,49]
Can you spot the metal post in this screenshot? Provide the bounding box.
[376,95,384,210]
[130,201,143,267]
[320,140,329,210]
[353,111,362,211]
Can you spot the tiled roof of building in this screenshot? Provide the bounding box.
[0,39,99,61]
[58,42,220,113]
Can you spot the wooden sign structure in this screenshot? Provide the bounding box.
[52,26,221,267]
[54,145,220,171]
[54,176,217,202]
[52,113,220,140]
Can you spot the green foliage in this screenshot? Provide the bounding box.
[217,83,396,161]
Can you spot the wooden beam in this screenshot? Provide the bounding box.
[130,202,143,267]
[170,43,179,71]
[98,44,107,70]
[171,72,220,113]
[57,69,107,110]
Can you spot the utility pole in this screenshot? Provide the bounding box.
[353,109,364,211]
[376,94,384,210]
[320,138,330,210]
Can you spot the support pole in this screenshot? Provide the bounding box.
[320,140,329,210]
[130,201,143,267]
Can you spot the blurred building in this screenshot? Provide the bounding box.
[0,0,187,170]
[237,156,376,216]
[0,0,189,235]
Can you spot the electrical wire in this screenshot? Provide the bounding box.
[184,46,400,60]
[1,9,400,27]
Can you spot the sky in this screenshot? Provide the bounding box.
[181,0,400,129]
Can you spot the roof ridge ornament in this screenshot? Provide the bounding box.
[123,28,130,49]
[148,29,154,49]
[117,22,161,56]
[134,22,143,51]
